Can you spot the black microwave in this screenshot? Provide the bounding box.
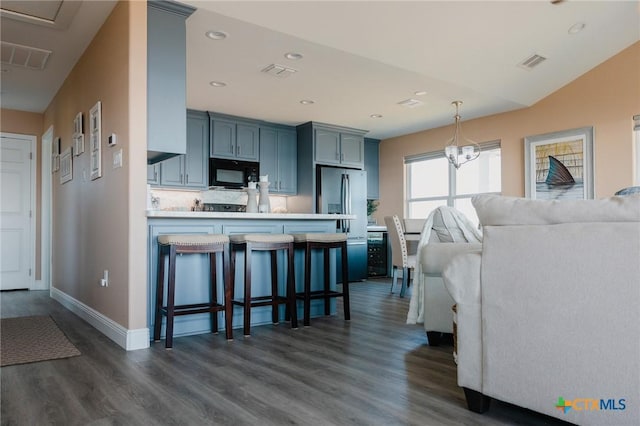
[209,158,259,188]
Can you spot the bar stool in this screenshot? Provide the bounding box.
[230,234,298,336]
[154,234,232,348]
[292,233,350,326]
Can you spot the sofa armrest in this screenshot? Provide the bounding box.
[421,243,482,276]
[442,250,482,305]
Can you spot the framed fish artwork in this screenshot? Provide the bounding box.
[524,127,594,200]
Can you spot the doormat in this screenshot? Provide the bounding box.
[1,315,81,367]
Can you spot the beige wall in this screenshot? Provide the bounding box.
[377,41,640,222]
[43,0,147,330]
[0,109,44,279]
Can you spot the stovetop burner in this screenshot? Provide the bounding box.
[202,203,246,212]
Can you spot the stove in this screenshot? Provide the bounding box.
[202,203,246,213]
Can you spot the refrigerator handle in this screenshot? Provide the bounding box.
[345,174,351,233]
[341,173,348,232]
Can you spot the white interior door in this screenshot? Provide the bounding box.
[1,135,34,290]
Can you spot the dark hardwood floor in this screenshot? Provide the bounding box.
[1,279,569,425]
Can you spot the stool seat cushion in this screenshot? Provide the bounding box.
[292,233,348,243]
[230,234,294,244]
[158,234,229,246]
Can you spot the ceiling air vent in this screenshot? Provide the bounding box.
[261,64,297,78]
[1,41,51,70]
[518,53,547,70]
[397,98,424,108]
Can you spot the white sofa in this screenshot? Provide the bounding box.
[406,207,482,345]
[443,195,640,425]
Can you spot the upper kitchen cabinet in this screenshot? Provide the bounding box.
[151,110,209,188]
[290,122,368,213]
[304,122,366,169]
[364,138,380,199]
[209,113,259,161]
[260,126,297,195]
[183,110,209,187]
[146,1,195,164]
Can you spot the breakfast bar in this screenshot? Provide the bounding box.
[147,210,354,339]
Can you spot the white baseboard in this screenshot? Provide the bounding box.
[50,287,150,351]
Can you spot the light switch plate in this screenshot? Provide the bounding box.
[113,149,123,169]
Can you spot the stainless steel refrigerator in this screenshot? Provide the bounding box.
[316,166,368,282]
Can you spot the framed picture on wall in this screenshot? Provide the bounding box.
[524,126,594,200]
[52,137,60,172]
[73,112,83,135]
[60,147,73,184]
[73,133,84,156]
[89,101,102,180]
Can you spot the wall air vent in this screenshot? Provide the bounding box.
[518,53,547,70]
[1,41,51,70]
[261,64,297,78]
[397,98,424,108]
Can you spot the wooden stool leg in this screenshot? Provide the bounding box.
[243,244,252,336]
[287,242,298,329]
[323,246,331,316]
[223,243,233,340]
[304,242,312,326]
[165,246,177,349]
[210,252,218,334]
[270,250,279,324]
[153,246,166,342]
[341,242,350,320]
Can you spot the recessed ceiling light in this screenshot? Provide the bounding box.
[568,22,586,34]
[284,52,303,60]
[370,114,383,119]
[300,100,315,105]
[205,30,228,40]
[209,81,226,87]
[414,91,427,96]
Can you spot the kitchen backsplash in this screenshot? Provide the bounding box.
[148,187,288,212]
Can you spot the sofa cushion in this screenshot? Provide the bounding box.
[472,194,640,226]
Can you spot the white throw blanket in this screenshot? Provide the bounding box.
[406,207,482,324]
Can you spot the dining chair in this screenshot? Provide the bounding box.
[384,215,416,297]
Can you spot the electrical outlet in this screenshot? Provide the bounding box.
[100,270,109,287]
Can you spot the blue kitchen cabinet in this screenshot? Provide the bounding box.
[312,125,365,168]
[364,138,380,199]
[147,1,194,164]
[156,110,209,188]
[260,126,297,194]
[210,114,259,161]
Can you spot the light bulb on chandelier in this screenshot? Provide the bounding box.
[444,101,480,169]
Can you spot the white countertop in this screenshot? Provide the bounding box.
[146,210,355,220]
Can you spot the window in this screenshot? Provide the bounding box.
[405,142,501,225]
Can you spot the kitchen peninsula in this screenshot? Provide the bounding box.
[147,210,355,339]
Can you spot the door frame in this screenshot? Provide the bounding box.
[40,126,53,290]
[1,132,37,290]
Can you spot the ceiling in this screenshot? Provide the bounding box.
[2,1,639,140]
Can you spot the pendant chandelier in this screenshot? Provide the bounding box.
[443,101,480,169]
